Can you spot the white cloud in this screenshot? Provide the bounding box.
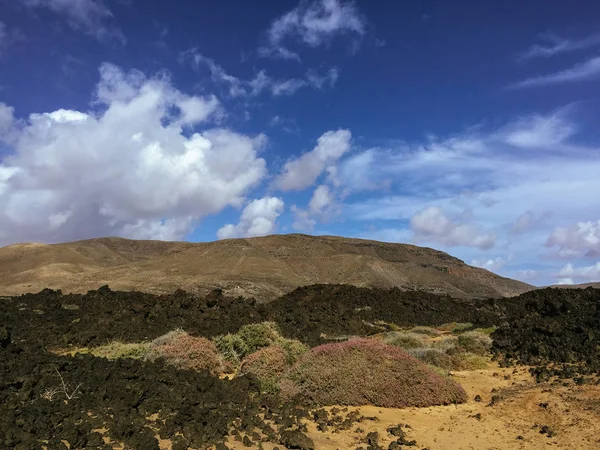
[510,210,551,234]
[182,49,338,97]
[411,206,496,249]
[546,221,600,259]
[274,129,351,191]
[261,0,365,60]
[518,33,600,61]
[217,197,284,239]
[511,56,600,88]
[24,0,124,42]
[517,269,538,280]
[471,257,506,272]
[0,63,268,245]
[496,112,576,148]
[557,262,600,283]
[291,184,339,231]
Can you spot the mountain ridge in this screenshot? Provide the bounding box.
[0,233,533,300]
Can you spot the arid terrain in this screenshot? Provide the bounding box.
[1,278,600,449]
[0,234,532,299]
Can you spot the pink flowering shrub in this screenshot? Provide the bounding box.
[280,338,467,408]
[240,345,289,380]
[152,332,222,376]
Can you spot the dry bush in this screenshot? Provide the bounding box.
[450,353,489,370]
[409,326,442,336]
[457,331,492,356]
[383,332,427,350]
[280,338,467,408]
[86,341,151,360]
[431,335,459,352]
[151,332,222,375]
[436,322,473,333]
[409,348,455,370]
[149,328,186,347]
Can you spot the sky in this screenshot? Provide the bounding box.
[1,0,600,287]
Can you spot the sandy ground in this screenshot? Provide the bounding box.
[97,361,600,449]
[223,363,600,450]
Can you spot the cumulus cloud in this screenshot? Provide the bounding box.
[291,184,338,231]
[217,197,284,239]
[274,129,351,191]
[260,0,365,60]
[557,262,600,284]
[410,206,496,250]
[0,63,268,245]
[518,33,600,61]
[24,0,124,42]
[510,56,600,89]
[546,220,600,259]
[182,49,338,97]
[471,257,506,272]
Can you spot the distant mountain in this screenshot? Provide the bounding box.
[0,234,533,300]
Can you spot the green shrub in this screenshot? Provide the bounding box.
[87,341,151,360]
[213,333,249,362]
[457,331,492,356]
[279,339,309,365]
[409,326,442,336]
[214,322,307,363]
[280,338,467,408]
[383,332,427,350]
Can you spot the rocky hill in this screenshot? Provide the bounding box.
[0,234,533,300]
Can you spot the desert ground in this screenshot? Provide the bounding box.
[1,281,599,449]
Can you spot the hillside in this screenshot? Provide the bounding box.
[0,234,533,300]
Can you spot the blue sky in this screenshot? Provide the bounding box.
[1,0,600,286]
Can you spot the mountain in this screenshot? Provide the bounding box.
[0,234,533,300]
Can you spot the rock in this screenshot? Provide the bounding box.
[474,395,482,402]
[0,326,11,348]
[279,430,314,449]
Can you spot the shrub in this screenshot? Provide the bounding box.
[88,341,151,360]
[451,353,489,370]
[431,335,459,352]
[409,348,455,370]
[151,332,222,375]
[279,339,309,365]
[236,322,282,354]
[149,328,186,347]
[383,332,427,350]
[213,322,308,363]
[240,346,289,394]
[473,326,497,336]
[457,331,492,356]
[280,338,467,408]
[409,326,442,336]
[213,333,249,363]
[437,322,473,333]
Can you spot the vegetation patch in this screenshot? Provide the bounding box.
[457,331,493,356]
[279,338,467,408]
[382,332,427,349]
[409,326,442,336]
[150,331,223,375]
[213,322,307,364]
